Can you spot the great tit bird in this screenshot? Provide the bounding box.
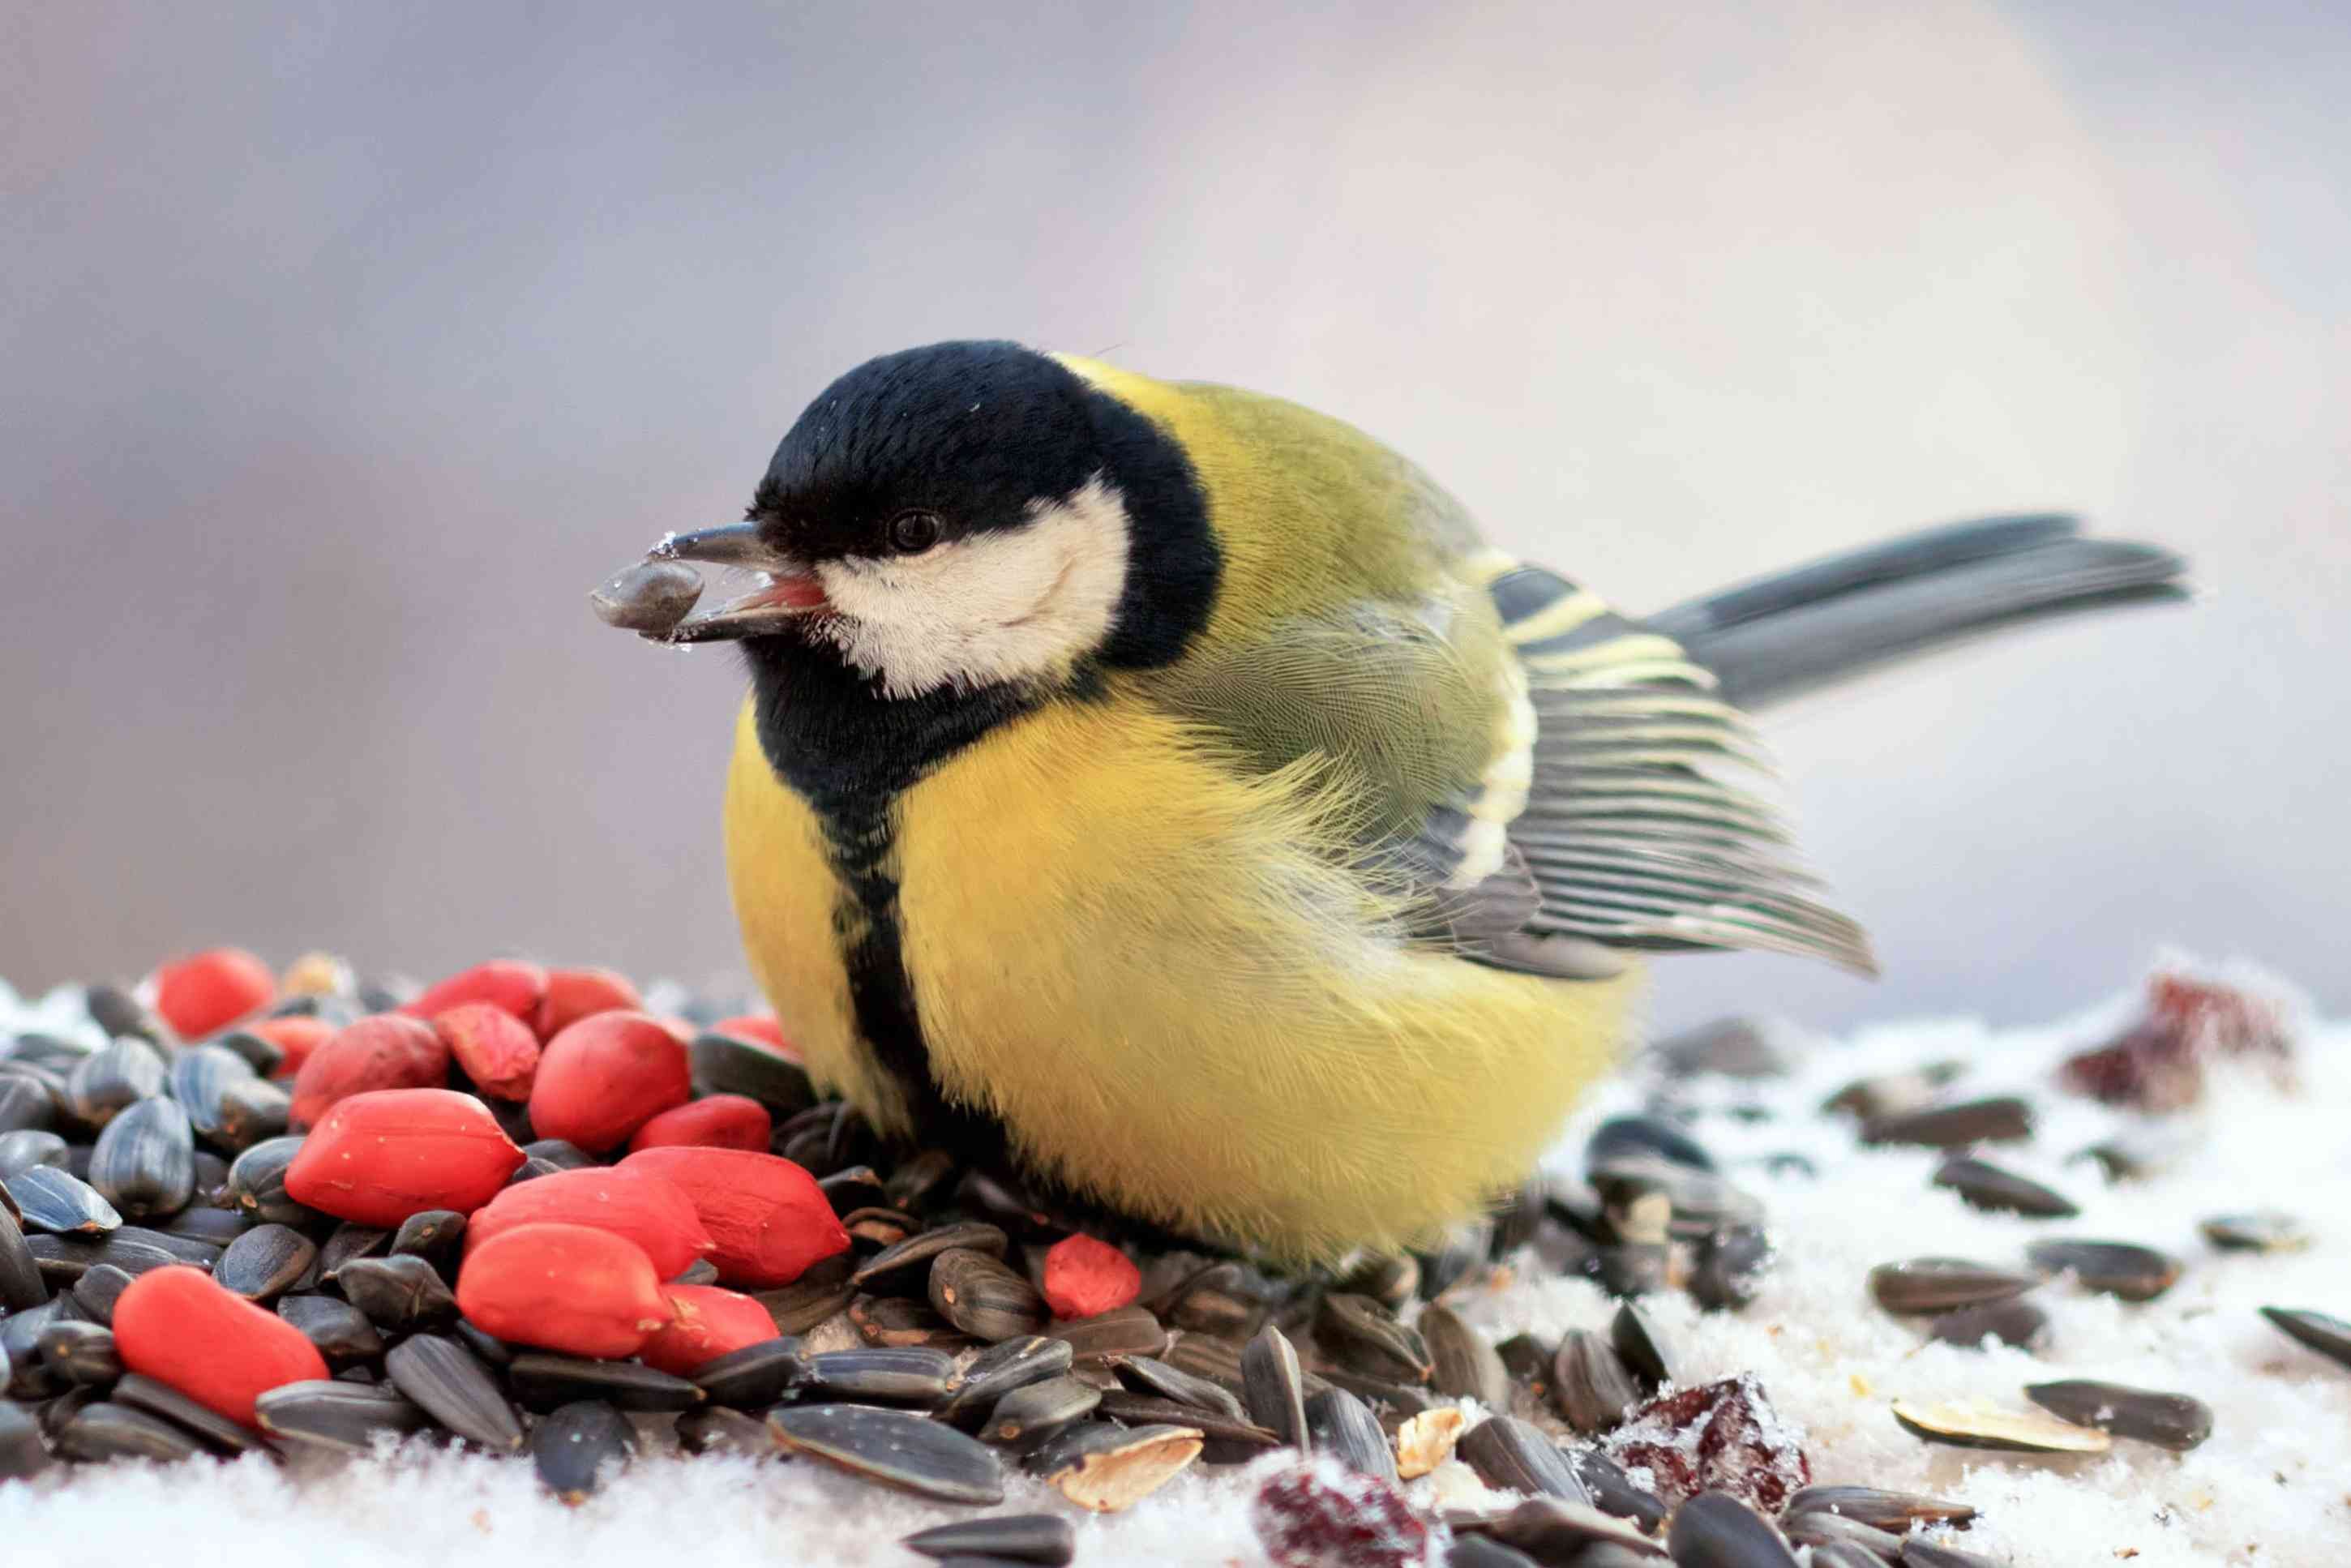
[595,340,2186,1262]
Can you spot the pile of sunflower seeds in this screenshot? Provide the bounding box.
[2,965,2340,1568]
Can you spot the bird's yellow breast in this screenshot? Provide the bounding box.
[723,690,1637,1262]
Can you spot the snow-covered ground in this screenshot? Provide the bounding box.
[3,966,2346,1566]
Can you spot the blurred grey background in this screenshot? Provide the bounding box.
[3,0,2344,1032]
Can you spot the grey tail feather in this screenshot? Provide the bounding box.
[1644,513,2191,713]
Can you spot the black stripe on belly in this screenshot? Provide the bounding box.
[743,637,1030,1153]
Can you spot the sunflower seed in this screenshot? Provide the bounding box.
[852,1221,1010,1295]
[0,1129,70,1180]
[337,1253,457,1328]
[1896,1544,2002,1568]
[686,1031,816,1114]
[255,1379,434,1454]
[1336,1253,1421,1313]
[851,1292,958,1347]
[2024,1239,2181,1302]
[1780,1507,1907,1558]
[390,1209,467,1266]
[769,1402,1006,1504]
[1588,1116,1718,1175]
[692,1337,811,1408]
[756,1266,859,1335]
[1554,1329,1641,1433]
[1489,1495,1668,1560]
[1861,1095,2031,1150]
[902,1514,1077,1566]
[2201,1211,2308,1253]
[1162,1330,1245,1391]
[670,1257,720,1287]
[71,1262,136,1324]
[1609,1303,1675,1388]
[212,1075,294,1152]
[1096,1390,1276,1456]
[1457,1415,1591,1502]
[1422,1303,1510,1405]
[1785,1484,1976,1531]
[276,1292,386,1365]
[676,1404,778,1457]
[105,1371,268,1456]
[1691,1225,1772,1311]
[1306,1384,1397,1482]
[1567,1446,1669,1534]
[166,1043,255,1128]
[6,1165,122,1235]
[1027,1420,1201,1512]
[160,1205,247,1247]
[803,1346,956,1407]
[315,1221,391,1282]
[1048,1305,1168,1362]
[1242,1324,1309,1450]
[84,984,170,1045]
[1449,1540,1544,1568]
[534,1399,638,1502]
[1666,1491,1797,1566]
[1890,1397,2112,1454]
[1107,1352,1248,1420]
[1317,1365,1437,1416]
[37,1321,121,1387]
[981,1373,1100,1446]
[516,1138,593,1170]
[1925,1296,2049,1352]
[507,1351,705,1412]
[1161,1260,1261,1338]
[1869,1257,2036,1316]
[931,1248,1048,1342]
[57,1400,203,1463]
[213,1223,315,1301]
[844,1206,915,1250]
[87,1096,195,1219]
[505,1156,561,1185]
[64,1040,166,1129]
[2023,1378,2212,1451]
[1317,1292,1432,1383]
[593,558,704,633]
[385,1333,525,1452]
[0,1400,46,1480]
[28,1224,221,1282]
[1929,1156,2078,1219]
[209,1030,285,1076]
[2,1300,62,1397]
[1591,1161,1765,1244]
[1419,1216,1496,1297]
[923,1343,1056,1436]
[225,1136,312,1226]
[0,1077,54,1136]
[2259,1306,2351,1371]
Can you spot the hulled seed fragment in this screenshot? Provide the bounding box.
[2022,1379,2212,1451]
[1395,1407,1467,1480]
[1028,1420,1203,1512]
[1890,1397,2113,1454]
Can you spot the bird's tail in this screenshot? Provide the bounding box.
[1644,513,2190,713]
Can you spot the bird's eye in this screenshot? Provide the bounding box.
[888,510,943,554]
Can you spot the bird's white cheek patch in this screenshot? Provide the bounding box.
[817,478,1133,698]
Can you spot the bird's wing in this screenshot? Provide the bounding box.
[1141,559,1874,979]
[1473,558,1877,975]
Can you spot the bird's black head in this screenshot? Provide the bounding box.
[629,341,1218,700]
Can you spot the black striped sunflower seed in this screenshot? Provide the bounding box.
[385,1333,525,1452]
[533,1399,638,1503]
[1240,1323,1308,1451]
[5,1166,122,1236]
[901,1513,1076,1566]
[2022,1379,2212,1451]
[87,1097,195,1220]
[769,1403,1006,1505]
[213,1223,316,1301]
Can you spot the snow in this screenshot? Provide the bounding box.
[4,966,2348,1566]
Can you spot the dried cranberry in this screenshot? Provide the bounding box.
[1251,1460,1444,1568]
[1604,1373,1809,1514]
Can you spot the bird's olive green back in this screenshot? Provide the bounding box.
[1058,357,1513,848]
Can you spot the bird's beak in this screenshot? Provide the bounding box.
[590,523,829,643]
